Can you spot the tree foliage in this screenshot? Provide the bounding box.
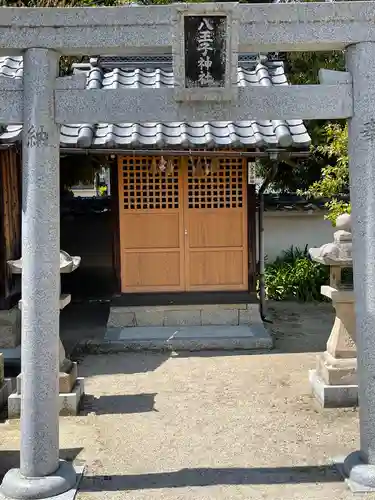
[258,49,347,195]
[286,49,350,225]
[256,48,351,228]
[307,123,348,198]
[284,51,345,85]
[299,122,350,225]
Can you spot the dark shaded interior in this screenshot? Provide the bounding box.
[60,196,117,301]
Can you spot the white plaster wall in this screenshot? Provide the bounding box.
[259,211,335,263]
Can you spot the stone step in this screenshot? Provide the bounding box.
[85,324,273,352]
[108,304,261,328]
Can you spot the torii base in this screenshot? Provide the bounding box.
[0,460,84,500]
[334,451,375,493]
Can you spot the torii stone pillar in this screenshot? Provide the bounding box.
[344,42,375,490]
[1,49,76,499]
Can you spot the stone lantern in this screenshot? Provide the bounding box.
[308,213,357,407]
[6,250,84,417]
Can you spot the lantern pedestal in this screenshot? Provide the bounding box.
[309,214,358,408]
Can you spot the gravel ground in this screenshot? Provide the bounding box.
[1,301,371,499]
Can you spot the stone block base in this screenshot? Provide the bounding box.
[8,377,85,418]
[0,309,20,349]
[309,369,358,408]
[0,378,13,411]
[16,362,78,395]
[59,362,78,393]
[316,352,357,386]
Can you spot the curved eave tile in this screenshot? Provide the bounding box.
[0,125,22,143]
[0,56,23,79]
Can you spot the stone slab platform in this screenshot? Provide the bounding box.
[309,369,358,408]
[7,378,85,419]
[82,324,273,352]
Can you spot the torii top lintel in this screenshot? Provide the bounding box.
[0,1,375,56]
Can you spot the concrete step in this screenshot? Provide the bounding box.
[107,304,261,328]
[83,324,273,352]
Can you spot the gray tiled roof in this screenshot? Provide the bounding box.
[0,56,311,150]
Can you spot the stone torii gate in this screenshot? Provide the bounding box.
[0,2,374,498]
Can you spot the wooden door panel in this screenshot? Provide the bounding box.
[189,250,244,289]
[118,155,248,293]
[118,156,184,292]
[184,157,248,291]
[188,209,243,248]
[120,213,180,249]
[122,251,181,291]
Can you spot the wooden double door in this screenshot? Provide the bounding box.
[118,155,248,293]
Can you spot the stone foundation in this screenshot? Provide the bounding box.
[107,303,262,328]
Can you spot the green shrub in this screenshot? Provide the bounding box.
[263,245,329,302]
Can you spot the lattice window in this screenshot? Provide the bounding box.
[121,156,179,210]
[187,157,244,209]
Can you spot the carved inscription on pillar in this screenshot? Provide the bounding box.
[361,119,375,141]
[26,125,49,148]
